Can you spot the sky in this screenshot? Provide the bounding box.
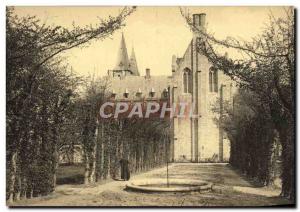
[14,6,289,77]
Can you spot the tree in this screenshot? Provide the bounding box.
[6,6,135,202]
[75,76,171,184]
[181,7,295,200]
[213,89,277,186]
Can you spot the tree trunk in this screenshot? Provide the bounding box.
[21,177,27,200]
[84,153,90,184]
[8,151,17,203]
[29,189,33,199]
[52,144,59,189]
[15,175,21,201]
[104,135,110,180]
[281,131,295,200]
[99,124,105,180]
[96,122,103,181]
[89,144,97,183]
[279,127,294,201]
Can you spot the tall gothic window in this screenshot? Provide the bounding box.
[183,72,188,93]
[213,69,218,92]
[209,71,213,92]
[183,68,192,94]
[209,67,218,93]
[187,70,193,93]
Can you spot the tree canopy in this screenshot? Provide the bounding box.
[181,7,295,200]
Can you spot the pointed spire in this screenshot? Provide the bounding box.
[129,47,140,76]
[114,33,130,71]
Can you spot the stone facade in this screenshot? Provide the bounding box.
[107,13,234,162]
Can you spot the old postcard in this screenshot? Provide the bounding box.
[6,6,295,207]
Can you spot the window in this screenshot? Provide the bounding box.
[183,72,188,93]
[136,88,142,98]
[162,88,168,98]
[149,88,155,98]
[209,67,218,93]
[183,68,192,94]
[209,71,213,92]
[188,71,193,93]
[124,88,129,98]
[213,69,218,92]
[111,89,116,98]
[149,92,155,98]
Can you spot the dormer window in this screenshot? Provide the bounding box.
[149,88,155,98]
[136,88,142,98]
[111,89,116,98]
[163,88,168,98]
[124,88,129,98]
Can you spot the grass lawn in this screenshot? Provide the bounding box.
[56,163,85,185]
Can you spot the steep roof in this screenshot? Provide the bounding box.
[108,75,172,100]
[129,47,140,76]
[114,33,130,71]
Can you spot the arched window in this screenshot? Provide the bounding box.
[187,70,193,93]
[183,72,188,93]
[183,68,192,94]
[209,71,213,92]
[213,69,218,92]
[209,67,218,93]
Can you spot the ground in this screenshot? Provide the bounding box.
[9,163,293,207]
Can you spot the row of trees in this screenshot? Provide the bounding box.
[6,7,136,203]
[182,8,295,200]
[7,6,170,203]
[217,89,280,186]
[76,78,170,184]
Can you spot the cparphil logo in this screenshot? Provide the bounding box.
[99,101,198,119]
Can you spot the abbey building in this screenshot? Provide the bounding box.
[107,13,233,162]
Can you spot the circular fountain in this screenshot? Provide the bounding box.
[126,178,212,192]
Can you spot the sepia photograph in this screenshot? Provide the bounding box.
[6,5,295,207]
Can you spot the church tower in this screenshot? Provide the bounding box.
[129,47,140,76]
[108,33,140,77]
[114,33,130,71]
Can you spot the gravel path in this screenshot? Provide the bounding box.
[10,163,292,207]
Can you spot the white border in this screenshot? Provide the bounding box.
[1,0,299,6]
[1,0,299,211]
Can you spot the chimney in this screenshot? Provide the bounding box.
[172,55,177,72]
[145,68,151,79]
[224,52,228,59]
[193,13,206,32]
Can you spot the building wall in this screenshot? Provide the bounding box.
[171,31,233,162]
[108,75,170,101]
[106,13,234,163]
[107,45,234,163]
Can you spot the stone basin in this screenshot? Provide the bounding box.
[126,178,212,192]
